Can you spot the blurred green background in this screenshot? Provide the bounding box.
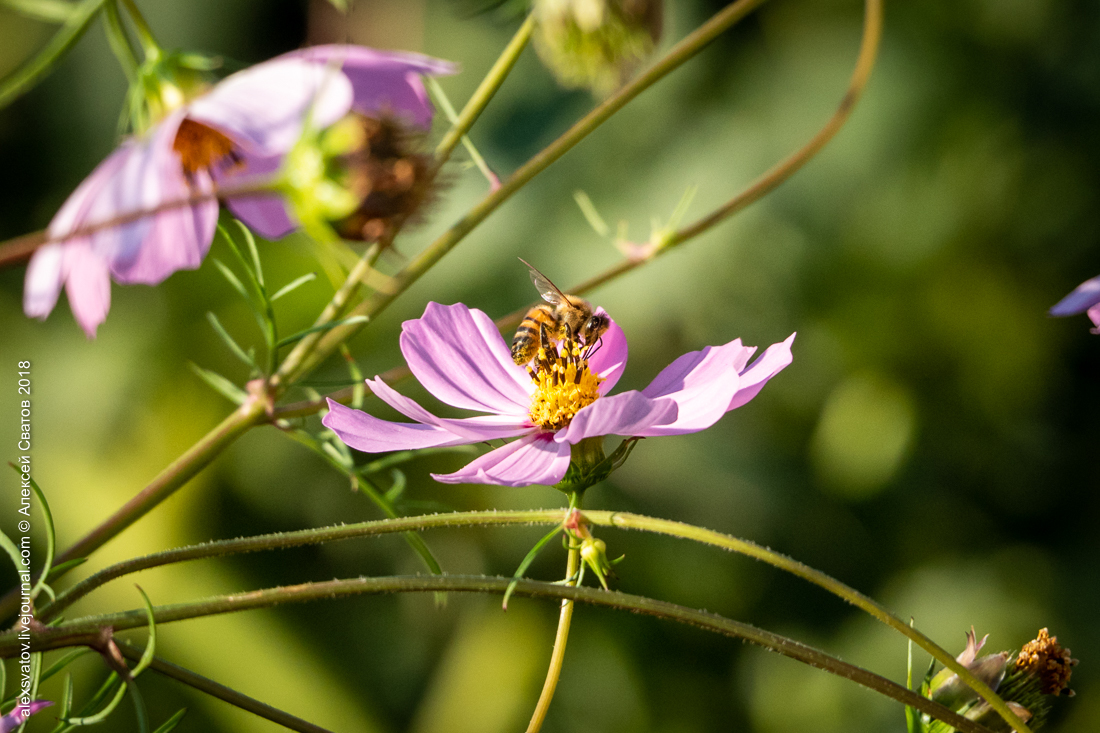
[0,0,1097,731]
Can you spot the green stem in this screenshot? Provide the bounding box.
[526,501,580,733]
[114,641,334,733]
[0,0,111,111]
[116,0,159,61]
[2,0,78,23]
[102,1,139,82]
[281,0,774,385]
[2,575,994,733]
[433,13,534,166]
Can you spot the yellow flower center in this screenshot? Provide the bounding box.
[527,335,603,430]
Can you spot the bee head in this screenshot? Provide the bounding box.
[581,313,609,344]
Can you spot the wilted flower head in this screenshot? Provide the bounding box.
[1,700,52,732]
[1049,273,1100,334]
[533,0,662,96]
[930,627,1010,710]
[322,302,793,488]
[24,45,454,337]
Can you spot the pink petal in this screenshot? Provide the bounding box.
[366,377,533,442]
[1088,304,1100,333]
[432,433,571,487]
[400,302,533,415]
[555,391,678,443]
[24,243,65,319]
[187,58,354,154]
[585,310,628,393]
[1050,273,1100,316]
[322,398,474,452]
[1,700,52,733]
[288,45,457,129]
[221,151,298,239]
[727,333,795,411]
[636,338,756,436]
[62,243,111,339]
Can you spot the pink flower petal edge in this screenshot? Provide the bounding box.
[1,701,52,733]
[324,302,794,487]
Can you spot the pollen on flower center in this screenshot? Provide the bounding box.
[173,119,237,175]
[527,334,603,430]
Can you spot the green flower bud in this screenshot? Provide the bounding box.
[533,0,663,96]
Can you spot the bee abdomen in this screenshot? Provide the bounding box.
[511,305,556,365]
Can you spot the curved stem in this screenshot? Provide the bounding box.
[116,0,160,60]
[434,14,534,166]
[114,641,333,733]
[28,506,1026,733]
[3,574,992,733]
[0,0,110,111]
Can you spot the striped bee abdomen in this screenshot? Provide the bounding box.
[511,304,558,365]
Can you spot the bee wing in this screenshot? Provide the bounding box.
[519,257,569,306]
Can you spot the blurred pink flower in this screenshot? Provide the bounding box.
[1050,273,1100,334]
[24,45,454,337]
[1,700,52,732]
[323,302,794,487]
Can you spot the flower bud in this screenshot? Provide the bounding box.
[929,628,1009,710]
[579,536,613,589]
[533,0,663,96]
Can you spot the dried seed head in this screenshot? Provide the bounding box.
[332,115,434,243]
[1015,628,1078,696]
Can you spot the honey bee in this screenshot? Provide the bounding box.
[511,258,610,366]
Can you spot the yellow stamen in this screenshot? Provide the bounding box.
[528,333,603,430]
[173,119,237,175]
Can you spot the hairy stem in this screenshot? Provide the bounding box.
[3,574,994,733]
[114,641,334,733]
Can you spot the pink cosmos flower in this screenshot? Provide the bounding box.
[24,45,454,337]
[322,302,794,487]
[1050,273,1100,334]
[1,700,52,732]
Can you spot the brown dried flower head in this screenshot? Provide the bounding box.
[1015,627,1079,696]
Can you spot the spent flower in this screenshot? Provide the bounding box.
[24,45,454,337]
[323,301,793,487]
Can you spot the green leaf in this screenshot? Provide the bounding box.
[270,272,317,301]
[59,674,73,718]
[24,472,56,601]
[0,530,23,577]
[276,314,369,348]
[151,709,187,733]
[234,220,264,288]
[40,649,91,685]
[187,363,248,405]
[211,258,251,302]
[0,0,109,110]
[384,469,406,502]
[573,190,610,237]
[206,312,259,370]
[503,525,564,610]
[46,557,88,580]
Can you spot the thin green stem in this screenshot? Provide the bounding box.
[433,13,534,165]
[1,0,76,23]
[526,522,580,732]
[282,0,773,385]
[116,0,159,61]
[2,575,994,733]
[114,642,334,733]
[427,77,499,188]
[102,1,139,82]
[0,0,110,111]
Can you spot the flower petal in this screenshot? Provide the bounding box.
[187,58,354,154]
[24,243,65,319]
[400,302,533,415]
[366,377,533,442]
[586,310,628,393]
[727,333,795,411]
[322,398,473,452]
[432,433,570,487]
[636,338,756,436]
[221,151,298,240]
[1089,304,1100,333]
[0,701,52,733]
[556,390,677,443]
[62,244,111,338]
[1050,274,1100,316]
[288,45,457,129]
